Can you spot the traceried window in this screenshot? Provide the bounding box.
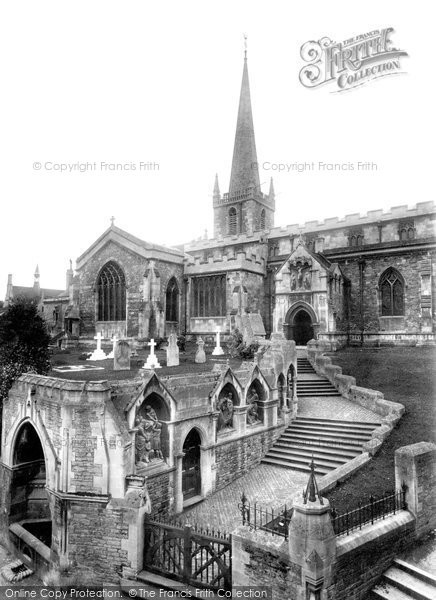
[192,275,226,317]
[229,208,237,235]
[165,277,179,322]
[260,209,266,230]
[380,268,404,316]
[97,261,126,321]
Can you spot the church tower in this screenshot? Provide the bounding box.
[213,48,275,238]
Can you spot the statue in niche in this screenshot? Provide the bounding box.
[217,392,234,431]
[303,269,311,290]
[297,265,304,288]
[134,416,152,465]
[290,271,297,291]
[246,389,261,425]
[143,405,164,459]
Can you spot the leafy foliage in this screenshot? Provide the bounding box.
[0,297,51,402]
[227,328,259,360]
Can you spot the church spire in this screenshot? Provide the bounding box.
[213,173,220,201]
[228,45,260,197]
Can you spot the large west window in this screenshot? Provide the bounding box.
[380,268,404,316]
[97,261,126,321]
[192,275,226,316]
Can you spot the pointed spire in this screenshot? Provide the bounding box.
[228,47,260,197]
[34,265,40,280]
[213,174,220,200]
[303,459,323,504]
[269,177,275,201]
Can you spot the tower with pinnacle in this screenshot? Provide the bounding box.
[213,45,275,238]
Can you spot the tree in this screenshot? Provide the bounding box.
[0,298,51,442]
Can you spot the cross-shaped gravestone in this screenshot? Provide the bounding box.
[87,332,107,361]
[107,334,118,359]
[212,326,224,356]
[142,338,162,370]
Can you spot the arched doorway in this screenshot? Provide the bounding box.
[11,422,51,546]
[293,309,314,345]
[182,429,202,501]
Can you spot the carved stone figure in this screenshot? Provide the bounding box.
[134,416,152,465]
[217,392,234,431]
[297,266,304,288]
[143,405,163,459]
[303,269,311,290]
[246,390,260,424]
[290,272,297,291]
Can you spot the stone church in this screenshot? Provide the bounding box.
[5,52,436,346]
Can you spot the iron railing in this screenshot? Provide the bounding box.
[331,485,407,536]
[238,492,293,539]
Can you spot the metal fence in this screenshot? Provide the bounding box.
[238,492,293,539]
[331,485,408,536]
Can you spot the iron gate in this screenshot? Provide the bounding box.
[144,518,232,591]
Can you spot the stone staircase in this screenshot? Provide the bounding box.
[262,416,381,474]
[296,357,341,397]
[371,558,436,599]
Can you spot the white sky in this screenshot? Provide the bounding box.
[0,1,434,297]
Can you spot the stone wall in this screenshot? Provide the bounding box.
[215,426,284,490]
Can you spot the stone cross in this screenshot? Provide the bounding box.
[94,332,103,351]
[212,326,224,356]
[142,338,162,370]
[87,332,107,361]
[148,339,156,355]
[107,334,118,359]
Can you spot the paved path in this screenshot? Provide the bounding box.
[297,396,382,423]
[178,465,308,533]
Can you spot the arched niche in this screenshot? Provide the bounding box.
[135,392,170,466]
[246,379,264,425]
[182,428,202,501]
[216,382,239,432]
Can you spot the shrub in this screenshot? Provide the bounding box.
[227,328,259,359]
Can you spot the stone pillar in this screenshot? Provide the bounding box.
[395,442,436,537]
[174,453,185,514]
[288,462,336,599]
[233,406,247,436]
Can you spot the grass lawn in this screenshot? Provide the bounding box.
[324,346,436,513]
[48,342,243,381]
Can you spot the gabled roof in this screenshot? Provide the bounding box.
[76,224,185,269]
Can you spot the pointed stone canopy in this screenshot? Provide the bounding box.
[228,54,261,197]
[213,173,220,199]
[303,459,323,504]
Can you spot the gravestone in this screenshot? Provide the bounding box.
[195,336,206,363]
[142,338,162,370]
[106,334,118,359]
[212,327,224,356]
[114,340,131,370]
[166,332,179,367]
[87,332,107,361]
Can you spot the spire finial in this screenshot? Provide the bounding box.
[244,34,247,59]
[303,459,324,504]
[110,216,115,227]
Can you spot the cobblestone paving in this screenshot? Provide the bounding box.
[178,465,308,533]
[297,396,382,423]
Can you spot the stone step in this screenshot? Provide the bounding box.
[261,456,330,474]
[274,441,361,459]
[296,417,381,428]
[394,559,436,588]
[381,565,436,600]
[282,435,363,451]
[289,423,376,436]
[371,582,415,600]
[283,429,372,442]
[297,391,343,397]
[265,449,346,469]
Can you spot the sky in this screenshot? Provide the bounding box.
[0,1,434,297]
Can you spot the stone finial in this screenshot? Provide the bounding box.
[303,459,323,504]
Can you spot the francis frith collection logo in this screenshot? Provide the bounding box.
[299,28,408,91]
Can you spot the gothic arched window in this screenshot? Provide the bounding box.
[260,209,266,230]
[97,261,126,321]
[380,268,404,316]
[165,277,179,322]
[229,207,237,235]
